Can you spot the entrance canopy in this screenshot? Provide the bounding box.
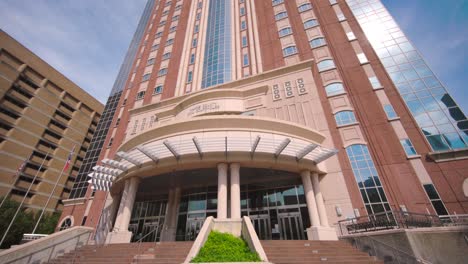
[88,116,338,192]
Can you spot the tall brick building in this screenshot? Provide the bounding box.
[59,0,467,243]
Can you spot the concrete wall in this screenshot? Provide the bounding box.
[0,226,93,264]
[342,226,468,264]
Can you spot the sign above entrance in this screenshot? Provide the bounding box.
[177,99,244,119]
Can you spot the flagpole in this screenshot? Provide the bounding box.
[0,150,50,248]
[32,146,75,234]
[0,154,32,209]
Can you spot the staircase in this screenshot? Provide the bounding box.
[47,241,193,264]
[262,240,383,264]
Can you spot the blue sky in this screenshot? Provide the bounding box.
[0,0,466,112]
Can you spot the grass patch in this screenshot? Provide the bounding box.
[191,231,261,263]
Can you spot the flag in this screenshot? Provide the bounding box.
[63,145,76,171]
[14,154,30,178]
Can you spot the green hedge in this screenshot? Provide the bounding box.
[191,231,261,263]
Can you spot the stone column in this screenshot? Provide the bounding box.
[169,187,181,240]
[312,173,329,227]
[119,177,140,232]
[230,163,241,219]
[113,179,130,231]
[217,163,228,219]
[301,170,321,227]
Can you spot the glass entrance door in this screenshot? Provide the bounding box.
[185,214,205,241]
[129,199,167,242]
[250,211,271,240]
[278,211,305,240]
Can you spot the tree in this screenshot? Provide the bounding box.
[0,197,61,249]
[0,197,34,249]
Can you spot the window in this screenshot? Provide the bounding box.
[115,118,121,127]
[165,1,172,6]
[369,76,382,89]
[175,4,182,10]
[309,37,326,48]
[241,21,247,30]
[136,91,146,100]
[155,32,163,38]
[194,24,199,33]
[383,104,398,119]
[158,68,168,76]
[154,85,163,94]
[162,10,169,16]
[337,13,346,21]
[317,59,335,72]
[278,27,293,37]
[335,111,357,126]
[400,139,417,156]
[198,2,202,8]
[169,26,177,32]
[242,36,248,47]
[172,15,179,21]
[151,44,159,51]
[346,31,356,41]
[189,53,195,64]
[147,58,155,65]
[160,20,166,26]
[282,46,297,57]
[196,13,201,20]
[272,0,284,6]
[162,52,171,60]
[304,19,318,29]
[325,83,345,96]
[240,7,245,16]
[346,144,390,215]
[59,218,72,231]
[357,53,368,64]
[192,38,198,47]
[329,0,337,4]
[166,38,174,46]
[298,3,312,12]
[142,73,151,82]
[187,71,193,83]
[243,54,249,66]
[108,137,114,147]
[275,11,288,21]
[423,184,448,215]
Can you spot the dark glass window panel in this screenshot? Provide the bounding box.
[361,189,369,203]
[457,121,468,130]
[447,107,466,122]
[423,184,439,200]
[179,196,188,213]
[206,192,217,210]
[378,188,387,202]
[366,188,381,203]
[426,135,450,151]
[188,194,206,211]
[297,185,305,204]
[438,94,456,108]
[371,204,385,214]
[365,205,372,215]
[432,201,448,215]
[443,133,467,149]
[282,187,298,205]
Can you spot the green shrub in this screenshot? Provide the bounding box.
[191,231,261,263]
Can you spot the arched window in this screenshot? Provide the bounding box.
[59,217,72,231]
[275,11,288,21]
[272,0,284,6]
[309,37,326,48]
[334,111,357,126]
[317,59,335,72]
[303,19,319,29]
[325,83,345,96]
[345,144,389,215]
[298,3,312,12]
[282,46,297,57]
[278,27,293,37]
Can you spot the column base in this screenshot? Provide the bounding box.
[306,226,338,241]
[106,231,133,244]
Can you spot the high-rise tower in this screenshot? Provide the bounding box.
[59,0,467,243]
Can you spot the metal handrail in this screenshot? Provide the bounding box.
[134,223,163,264]
[347,234,431,264]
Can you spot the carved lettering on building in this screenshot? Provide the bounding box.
[284,81,294,98]
[187,102,221,117]
[296,78,307,95]
[272,84,281,101]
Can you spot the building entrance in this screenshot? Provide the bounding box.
[129,199,167,242]
[278,211,305,240]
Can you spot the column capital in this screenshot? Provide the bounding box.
[230,162,241,170]
[300,170,311,178]
[217,163,228,171]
